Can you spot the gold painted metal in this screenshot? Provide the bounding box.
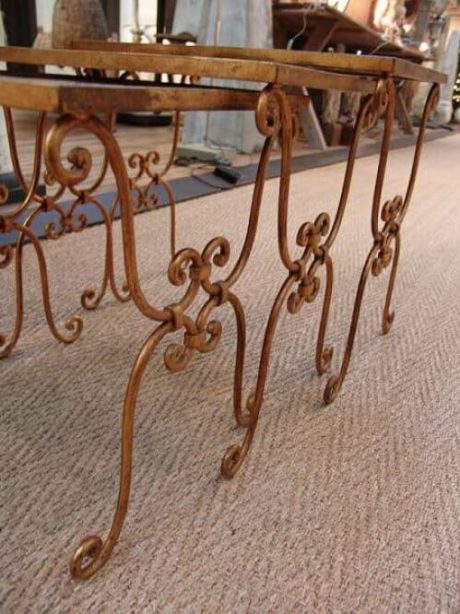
[0,73,272,358]
[221,79,402,477]
[49,86,281,579]
[323,81,441,404]
[0,102,179,356]
[28,85,288,579]
[0,46,378,94]
[0,50,445,582]
[0,109,83,356]
[49,80,386,579]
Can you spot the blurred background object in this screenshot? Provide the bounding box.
[52,0,109,48]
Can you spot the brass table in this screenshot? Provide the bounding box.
[0,45,371,358]
[0,46,445,580]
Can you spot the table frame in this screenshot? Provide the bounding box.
[0,46,444,580]
[0,44,375,359]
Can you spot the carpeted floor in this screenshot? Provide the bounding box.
[1,134,460,613]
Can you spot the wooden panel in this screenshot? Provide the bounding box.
[273,4,424,61]
[302,20,340,52]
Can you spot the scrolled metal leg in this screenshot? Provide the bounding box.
[322,78,397,404]
[79,198,121,311]
[227,292,251,429]
[222,82,357,475]
[316,255,334,375]
[306,81,391,379]
[68,104,221,578]
[323,245,378,404]
[221,276,296,479]
[0,243,24,359]
[65,121,130,312]
[106,196,132,304]
[70,321,172,580]
[323,81,440,404]
[22,221,83,345]
[48,83,324,576]
[381,231,400,335]
[1,211,83,357]
[1,110,48,357]
[378,82,440,336]
[1,110,118,354]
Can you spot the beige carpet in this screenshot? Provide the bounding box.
[1,134,460,613]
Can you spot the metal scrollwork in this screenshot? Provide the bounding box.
[0,110,85,357]
[323,81,440,404]
[62,79,409,581]
[0,93,180,355]
[288,213,331,314]
[372,194,403,277]
[23,73,440,582]
[362,79,391,131]
[56,83,283,579]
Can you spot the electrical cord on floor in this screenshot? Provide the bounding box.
[189,168,232,190]
[175,158,250,191]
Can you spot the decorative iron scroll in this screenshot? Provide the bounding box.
[0,105,180,357]
[323,82,441,404]
[41,80,399,580]
[1,76,440,581]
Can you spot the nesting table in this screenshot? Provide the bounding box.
[0,44,445,580]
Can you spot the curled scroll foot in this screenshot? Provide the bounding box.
[221,444,244,480]
[382,310,395,335]
[67,321,172,581]
[81,288,101,311]
[324,375,341,405]
[69,535,104,581]
[59,315,84,344]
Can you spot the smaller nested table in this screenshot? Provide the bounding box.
[0,45,445,580]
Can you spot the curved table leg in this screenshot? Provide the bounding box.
[42,86,278,579]
[324,82,440,404]
[70,322,172,580]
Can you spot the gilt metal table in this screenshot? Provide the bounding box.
[0,46,445,580]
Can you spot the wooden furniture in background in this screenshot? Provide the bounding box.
[273,2,426,139]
